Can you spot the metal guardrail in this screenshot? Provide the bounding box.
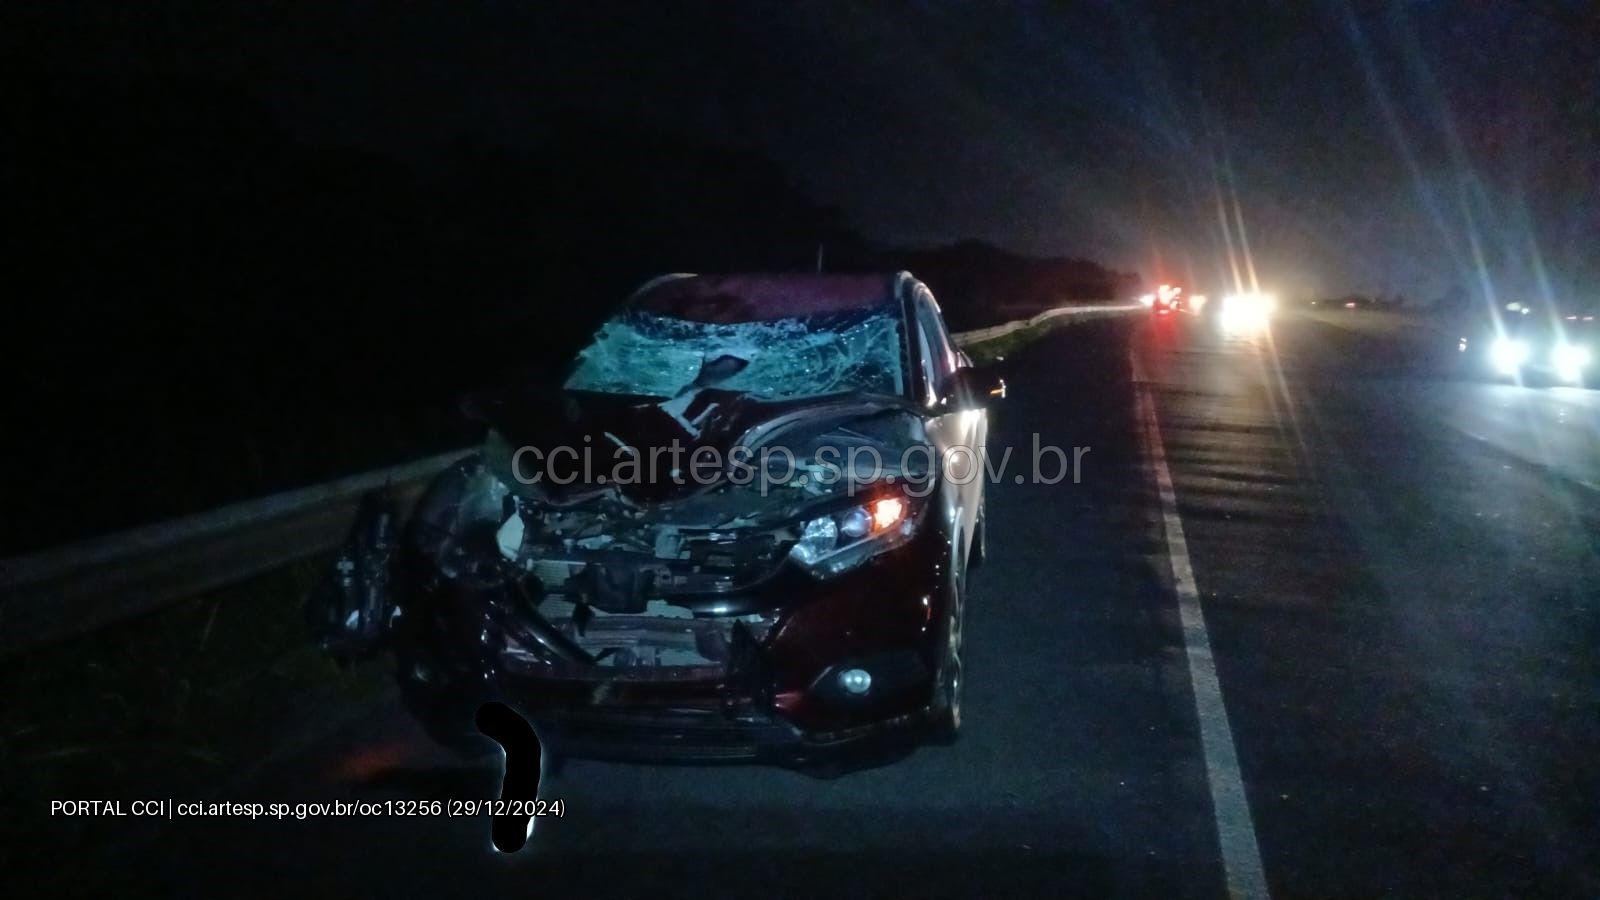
[0,450,468,656]
[953,302,1134,345]
[0,302,1135,656]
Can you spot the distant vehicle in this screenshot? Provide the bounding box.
[1311,295,1374,310]
[1143,284,1184,315]
[1218,292,1277,333]
[1458,303,1597,386]
[308,272,1004,768]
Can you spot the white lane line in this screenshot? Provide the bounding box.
[1131,348,1271,900]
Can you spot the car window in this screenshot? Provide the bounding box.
[916,321,940,405]
[563,305,907,400]
[914,293,958,398]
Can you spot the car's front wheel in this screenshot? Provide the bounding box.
[928,556,966,742]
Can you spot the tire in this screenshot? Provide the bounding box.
[928,555,966,743]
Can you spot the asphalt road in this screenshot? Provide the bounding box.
[56,309,1600,897]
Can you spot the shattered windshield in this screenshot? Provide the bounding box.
[563,306,906,400]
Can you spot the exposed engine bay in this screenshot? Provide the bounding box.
[497,598,779,677]
[384,404,932,678]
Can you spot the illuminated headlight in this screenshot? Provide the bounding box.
[1219,293,1273,334]
[1490,338,1529,375]
[789,493,923,577]
[1552,344,1590,381]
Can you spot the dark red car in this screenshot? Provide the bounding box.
[309,272,1004,768]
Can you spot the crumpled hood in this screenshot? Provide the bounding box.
[474,388,918,506]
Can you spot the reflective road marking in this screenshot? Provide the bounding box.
[1132,348,1271,899]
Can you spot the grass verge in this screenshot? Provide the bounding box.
[0,555,391,868]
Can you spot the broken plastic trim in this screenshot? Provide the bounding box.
[489,579,598,666]
[307,487,399,659]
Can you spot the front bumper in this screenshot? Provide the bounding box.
[396,525,954,765]
[527,700,933,766]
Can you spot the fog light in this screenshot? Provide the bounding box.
[838,668,872,695]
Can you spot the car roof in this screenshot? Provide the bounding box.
[627,273,906,323]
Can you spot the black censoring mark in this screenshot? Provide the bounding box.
[475,701,543,853]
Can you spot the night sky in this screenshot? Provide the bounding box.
[8,0,1597,303]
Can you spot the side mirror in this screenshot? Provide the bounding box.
[942,366,1007,410]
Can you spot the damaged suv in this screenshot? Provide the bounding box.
[309,272,1004,766]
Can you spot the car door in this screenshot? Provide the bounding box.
[912,287,986,561]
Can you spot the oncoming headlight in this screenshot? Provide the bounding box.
[789,492,925,577]
[1552,343,1591,380]
[1219,293,1274,334]
[1490,337,1529,375]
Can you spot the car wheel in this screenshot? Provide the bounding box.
[929,557,966,743]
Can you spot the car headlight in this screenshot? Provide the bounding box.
[788,492,925,577]
[1552,343,1590,380]
[1552,343,1590,367]
[1490,337,1529,374]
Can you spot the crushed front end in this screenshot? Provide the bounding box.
[380,419,953,765]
